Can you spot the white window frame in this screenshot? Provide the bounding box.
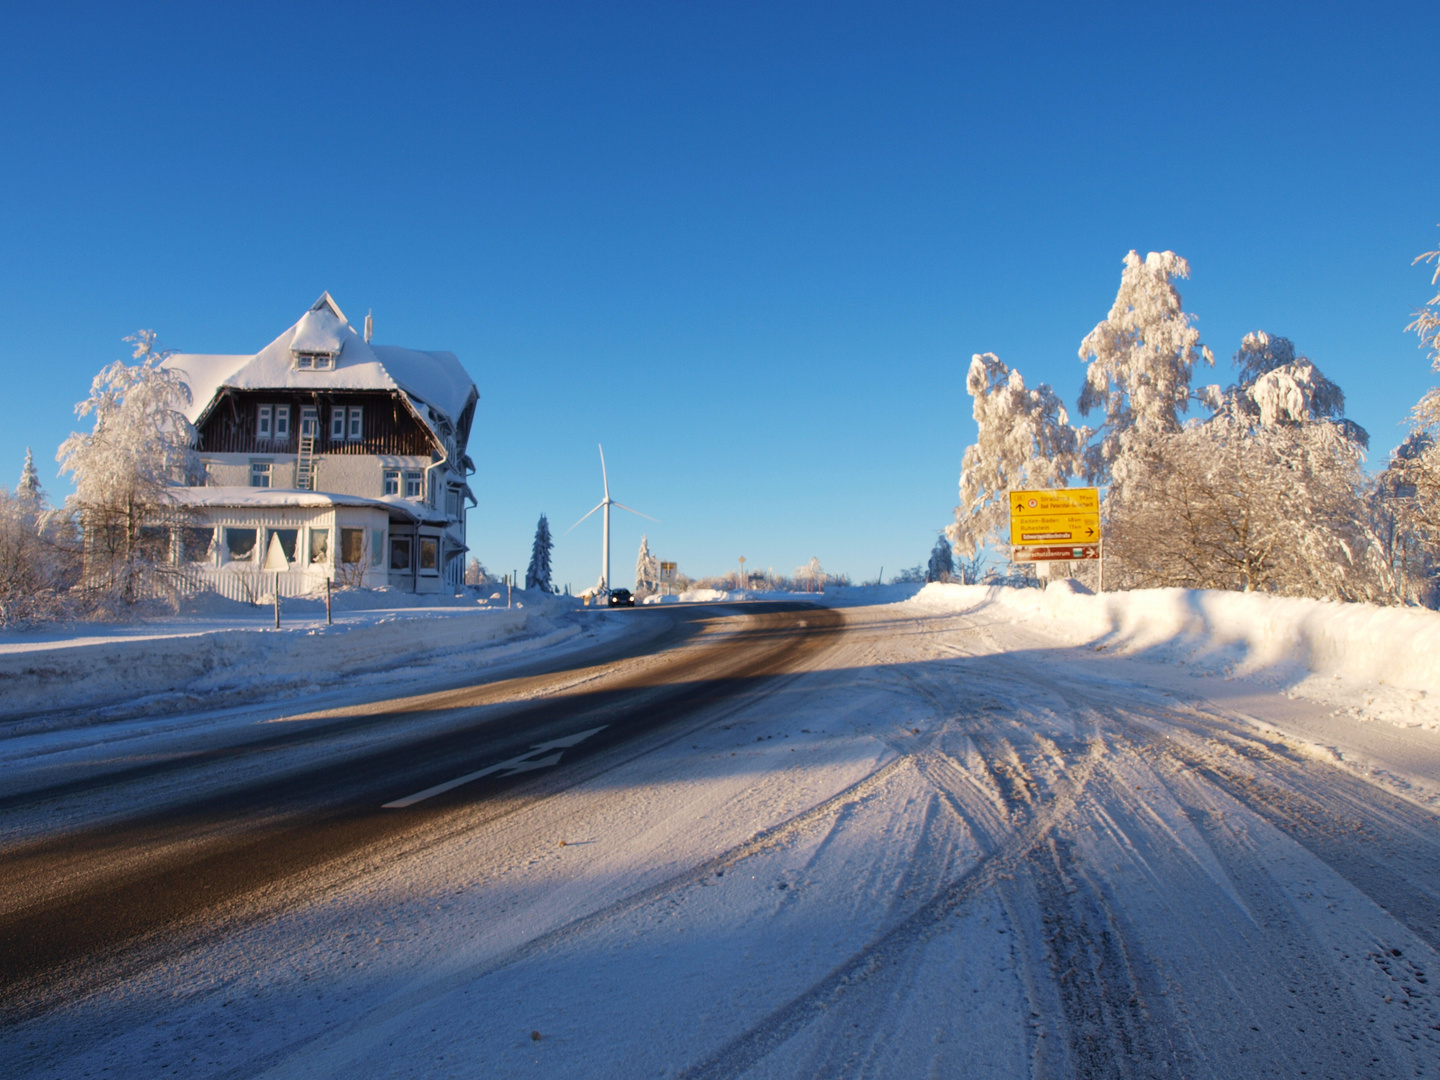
[300,406,318,437]
[331,406,346,440]
[383,468,400,496]
[403,469,423,499]
[249,460,273,488]
[347,406,363,441]
[257,405,273,440]
[294,353,313,370]
[274,404,290,440]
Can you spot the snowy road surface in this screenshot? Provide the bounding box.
[2,594,1439,1078]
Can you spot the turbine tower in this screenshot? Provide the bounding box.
[567,444,656,595]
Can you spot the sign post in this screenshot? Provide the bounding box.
[1008,488,1101,568]
[660,561,677,596]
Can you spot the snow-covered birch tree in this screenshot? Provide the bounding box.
[634,534,660,598]
[56,331,198,601]
[1077,250,1213,486]
[524,514,554,592]
[949,353,1082,558]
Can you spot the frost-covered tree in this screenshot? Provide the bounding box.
[1215,332,1365,444]
[926,533,954,583]
[16,448,43,516]
[1378,229,1440,597]
[1104,330,1385,600]
[464,557,491,587]
[949,353,1082,558]
[56,331,198,600]
[795,556,826,593]
[634,534,660,598]
[1078,251,1213,484]
[524,514,554,592]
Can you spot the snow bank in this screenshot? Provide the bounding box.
[907,582,1440,696]
[0,605,535,728]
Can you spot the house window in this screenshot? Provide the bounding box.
[294,351,334,370]
[180,527,214,563]
[331,407,346,440]
[419,537,438,573]
[295,354,312,370]
[371,529,385,567]
[446,488,461,517]
[138,526,171,563]
[404,470,423,498]
[347,406,363,440]
[225,528,257,561]
[250,461,272,488]
[383,468,400,496]
[257,405,273,439]
[340,528,365,565]
[270,528,298,563]
[274,405,290,440]
[300,406,318,437]
[390,536,412,571]
[308,528,329,564]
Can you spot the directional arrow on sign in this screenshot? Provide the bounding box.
[383,725,609,808]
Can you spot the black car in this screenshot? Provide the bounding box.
[608,588,635,607]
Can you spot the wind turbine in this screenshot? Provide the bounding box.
[567,444,656,596]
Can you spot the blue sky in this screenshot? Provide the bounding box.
[2,2,1437,592]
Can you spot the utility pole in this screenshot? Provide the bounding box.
[738,555,746,590]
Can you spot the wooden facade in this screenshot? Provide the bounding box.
[196,389,438,458]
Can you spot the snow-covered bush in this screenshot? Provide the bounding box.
[1103,412,1389,599]
[56,331,199,603]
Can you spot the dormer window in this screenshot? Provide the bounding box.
[293,351,335,370]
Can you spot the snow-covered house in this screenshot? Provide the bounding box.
[164,294,478,597]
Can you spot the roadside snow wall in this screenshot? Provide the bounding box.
[908,582,1440,696]
[0,608,529,726]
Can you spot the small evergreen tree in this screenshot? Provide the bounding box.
[634,534,660,598]
[525,513,554,592]
[926,534,954,583]
[16,448,43,515]
[464,557,490,586]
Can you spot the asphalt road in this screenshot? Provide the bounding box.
[0,601,845,1018]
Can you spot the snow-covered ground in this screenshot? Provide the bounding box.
[0,587,610,734]
[6,585,1440,1078]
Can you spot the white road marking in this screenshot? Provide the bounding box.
[382,726,608,808]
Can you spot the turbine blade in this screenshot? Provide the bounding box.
[565,501,605,533]
[599,443,609,499]
[613,502,659,523]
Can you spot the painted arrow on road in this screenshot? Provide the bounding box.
[382,726,609,808]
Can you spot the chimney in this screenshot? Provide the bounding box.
[364,310,373,343]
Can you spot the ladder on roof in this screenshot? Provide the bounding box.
[295,432,316,491]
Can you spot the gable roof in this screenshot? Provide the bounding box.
[164,294,479,447]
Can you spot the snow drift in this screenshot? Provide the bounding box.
[908,581,1440,696]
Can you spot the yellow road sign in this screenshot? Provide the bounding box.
[1008,488,1100,547]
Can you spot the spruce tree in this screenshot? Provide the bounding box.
[525,513,554,592]
[926,534,954,583]
[16,448,43,513]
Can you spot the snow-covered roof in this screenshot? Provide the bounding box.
[164,293,478,448]
[169,486,449,524]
